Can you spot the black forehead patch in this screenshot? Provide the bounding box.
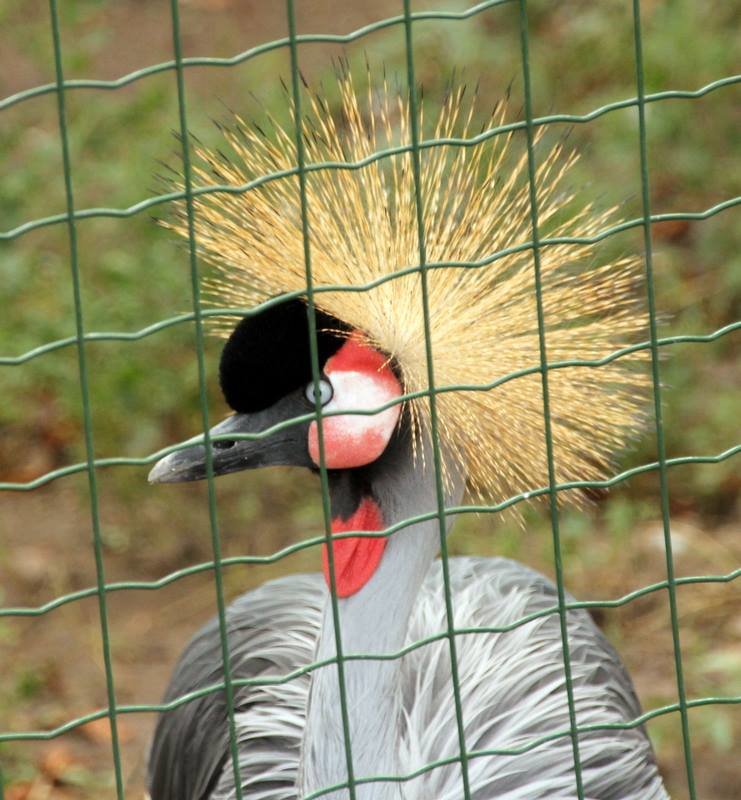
[219,299,349,413]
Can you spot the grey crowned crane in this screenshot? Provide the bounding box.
[146,73,669,799]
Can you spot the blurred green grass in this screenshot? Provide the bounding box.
[0,1,739,798]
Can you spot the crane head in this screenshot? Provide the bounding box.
[148,299,403,484]
[156,68,652,513]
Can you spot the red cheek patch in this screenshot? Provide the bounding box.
[308,336,402,470]
[325,336,393,378]
[308,419,389,469]
[323,496,385,597]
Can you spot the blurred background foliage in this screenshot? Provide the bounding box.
[0,1,738,798]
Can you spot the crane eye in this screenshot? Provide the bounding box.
[304,378,333,407]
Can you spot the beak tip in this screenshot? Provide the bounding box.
[148,459,176,484]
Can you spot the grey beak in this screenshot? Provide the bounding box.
[148,430,210,484]
[148,403,313,484]
[148,415,252,484]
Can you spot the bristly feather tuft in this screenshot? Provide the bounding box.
[164,71,650,509]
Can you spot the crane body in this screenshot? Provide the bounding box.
[149,556,667,799]
[147,71,669,799]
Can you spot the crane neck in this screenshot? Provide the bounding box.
[299,433,464,799]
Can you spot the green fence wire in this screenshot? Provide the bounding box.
[286,1,359,793]
[1,1,739,798]
[629,1,694,793]
[516,1,583,790]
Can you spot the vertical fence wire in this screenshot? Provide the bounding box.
[285,1,359,796]
[166,1,246,796]
[516,1,586,796]
[46,1,126,797]
[630,1,697,795]
[400,1,473,796]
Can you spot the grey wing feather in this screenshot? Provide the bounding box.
[401,557,668,799]
[148,573,325,800]
[147,614,237,800]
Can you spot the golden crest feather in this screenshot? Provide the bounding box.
[166,70,649,508]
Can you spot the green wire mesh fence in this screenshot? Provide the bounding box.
[1,0,739,798]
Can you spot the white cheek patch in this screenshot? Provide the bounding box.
[308,370,401,468]
[326,370,400,442]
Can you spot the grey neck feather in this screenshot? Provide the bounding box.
[299,434,464,799]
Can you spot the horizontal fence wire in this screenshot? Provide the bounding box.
[2,122,739,243]
[1,349,738,493]
[0,0,738,116]
[3,694,741,796]
[1,0,739,797]
[0,0,516,112]
[1,301,739,369]
[0,446,739,616]
[2,554,739,625]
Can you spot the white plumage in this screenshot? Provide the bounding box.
[150,559,667,799]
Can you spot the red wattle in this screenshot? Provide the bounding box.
[322,497,386,598]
